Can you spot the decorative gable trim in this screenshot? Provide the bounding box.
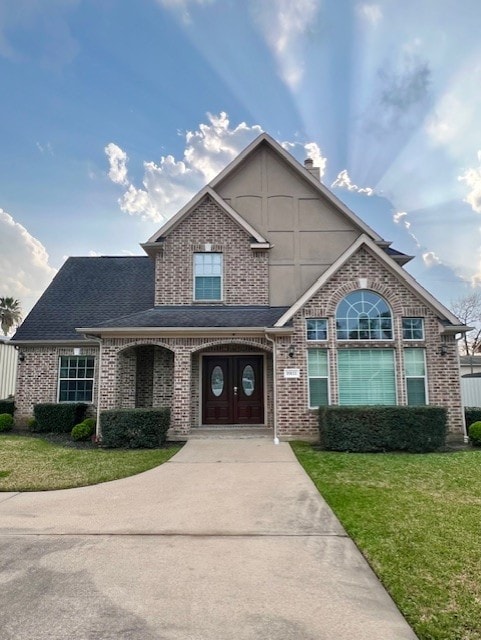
[142,187,269,251]
[274,234,464,329]
[209,133,383,243]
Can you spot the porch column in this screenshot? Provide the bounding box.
[171,346,192,435]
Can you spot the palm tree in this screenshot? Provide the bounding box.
[0,297,22,336]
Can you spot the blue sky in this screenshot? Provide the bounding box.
[1,0,481,317]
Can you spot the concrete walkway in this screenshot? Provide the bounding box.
[0,439,417,639]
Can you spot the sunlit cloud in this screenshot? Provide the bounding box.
[106,112,263,222]
[250,0,320,89]
[105,143,129,186]
[331,170,374,195]
[422,251,442,268]
[393,210,420,247]
[458,151,481,214]
[0,209,57,317]
[282,140,327,178]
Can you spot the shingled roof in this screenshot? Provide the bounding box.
[87,305,290,330]
[13,257,155,342]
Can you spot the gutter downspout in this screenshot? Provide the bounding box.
[85,334,103,440]
[455,333,469,443]
[265,332,279,445]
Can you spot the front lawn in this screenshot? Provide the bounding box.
[0,435,181,491]
[292,442,481,640]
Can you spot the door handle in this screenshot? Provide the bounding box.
[233,386,238,396]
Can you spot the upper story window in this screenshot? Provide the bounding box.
[194,253,222,301]
[336,290,393,340]
[402,318,424,340]
[306,318,328,341]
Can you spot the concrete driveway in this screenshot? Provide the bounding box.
[0,439,417,639]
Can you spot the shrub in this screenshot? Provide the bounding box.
[0,413,14,432]
[0,399,14,416]
[100,408,170,448]
[465,407,481,429]
[27,417,37,431]
[319,406,447,453]
[33,403,88,434]
[71,420,95,442]
[468,421,481,447]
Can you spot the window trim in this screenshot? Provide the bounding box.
[307,348,330,409]
[402,317,425,341]
[306,318,328,342]
[193,252,223,302]
[404,348,428,405]
[57,355,95,404]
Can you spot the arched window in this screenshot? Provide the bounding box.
[336,290,393,340]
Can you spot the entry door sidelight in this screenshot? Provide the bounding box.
[202,355,264,425]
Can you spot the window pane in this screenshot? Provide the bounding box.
[308,349,328,376]
[309,378,328,407]
[338,350,396,405]
[59,357,94,402]
[404,349,425,376]
[306,319,327,341]
[336,291,392,340]
[407,378,426,405]
[402,318,424,340]
[195,276,221,300]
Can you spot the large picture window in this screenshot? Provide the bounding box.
[307,349,329,407]
[338,349,396,405]
[194,253,222,301]
[336,291,392,340]
[58,356,94,402]
[404,348,427,405]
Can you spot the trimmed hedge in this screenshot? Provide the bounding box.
[100,408,170,448]
[465,407,481,428]
[0,413,14,432]
[0,399,14,416]
[33,403,88,433]
[319,406,447,453]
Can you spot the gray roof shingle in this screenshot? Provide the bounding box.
[91,306,290,329]
[13,257,289,341]
[13,257,154,341]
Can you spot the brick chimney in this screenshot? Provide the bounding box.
[304,158,320,181]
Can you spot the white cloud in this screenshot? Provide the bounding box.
[36,142,54,156]
[250,0,320,89]
[105,142,129,186]
[357,4,382,25]
[282,140,327,178]
[458,151,481,214]
[393,210,420,247]
[106,112,263,222]
[0,209,57,319]
[422,251,442,267]
[331,169,374,195]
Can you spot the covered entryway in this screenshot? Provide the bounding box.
[202,355,264,425]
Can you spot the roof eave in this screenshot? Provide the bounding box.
[76,326,280,337]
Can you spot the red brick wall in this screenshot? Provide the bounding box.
[155,195,269,306]
[275,246,464,439]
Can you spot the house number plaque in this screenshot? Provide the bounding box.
[284,368,300,379]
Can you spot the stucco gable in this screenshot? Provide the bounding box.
[275,234,464,329]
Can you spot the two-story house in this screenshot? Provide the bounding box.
[12,133,468,441]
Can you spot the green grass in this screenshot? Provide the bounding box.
[0,435,181,491]
[291,442,481,640]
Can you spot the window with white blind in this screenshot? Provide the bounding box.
[404,348,427,405]
[307,349,329,408]
[338,349,396,405]
[194,253,223,301]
